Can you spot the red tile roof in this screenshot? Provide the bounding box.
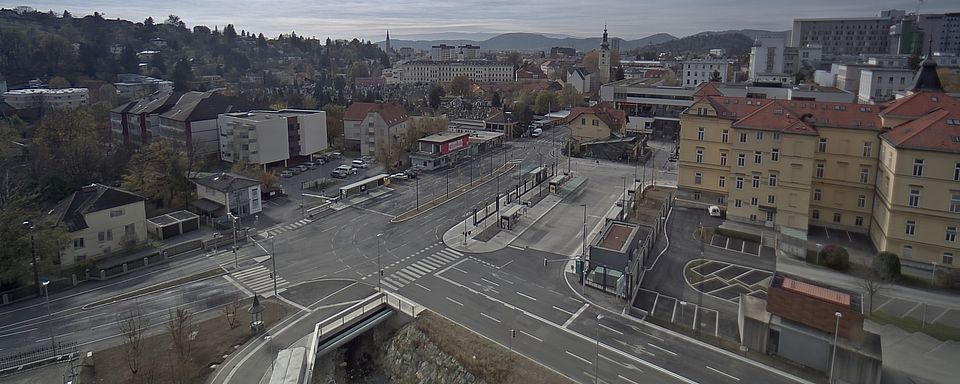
[880,91,960,119]
[693,82,721,97]
[694,96,767,120]
[516,65,547,79]
[566,102,627,130]
[343,102,408,126]
[697,96,883,135]
[781,277,851,307]
[733,102,819,135]
[881,108,960,153]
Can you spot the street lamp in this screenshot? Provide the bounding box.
[377,233,384,292]
[581,204,588,291]
[22,221,41,297]
[270,235,278,296]
[41,279,55,349]
[415,177,420,211]
[829,311,842,383]
[595,313,603,384]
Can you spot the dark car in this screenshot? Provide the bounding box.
[330,169,349,179]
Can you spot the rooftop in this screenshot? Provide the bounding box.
[343,102,408,126]
[418,131,469,143]
[222,109,322,122]
[46,184,145,232]
[4,88,88,95]
[881,108,960,153]
[597,222,638,251]
[191,172,260,192]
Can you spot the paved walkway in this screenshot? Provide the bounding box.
[443,193,566,253]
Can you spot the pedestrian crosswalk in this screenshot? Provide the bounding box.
[208,249,240,266]
[227,265,289,297]
[375,247,463,291]
[258,218,313,239]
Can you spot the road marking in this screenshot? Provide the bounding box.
[516,291,537,301]
[706,366,740,381]
[565,350,592,365]
[619,374,641,384]
[562,303,590,328]
[408,263,432,274]
[452,267,469,274]
[0,327,38,338]
[518,329,542,342]
[446,297,464,306]
[437,258,468,275]
[553,305,575,316]
[599,323,624,335]
[508,244,525,250]
[498,260,514,268]
[647,343,677,356]
[480,277,500,287]
[414,283,432,291]
[600,353,626,367]
[492,274,515,285]
[480,312,502,323]
[396,269,420,281]
[381,280,399,291]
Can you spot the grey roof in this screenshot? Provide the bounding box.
[47,184,146,232]
[910,58,943,92]
[191,172,260,192]
[128,91,183,115]
[160,91,251,122]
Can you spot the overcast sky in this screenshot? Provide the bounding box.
[10,0,959,41]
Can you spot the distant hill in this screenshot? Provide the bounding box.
[380,32,677,53]
[634,33,756,56]
[693,29,789,40]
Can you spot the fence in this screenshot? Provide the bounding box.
[471,164,556,228]
[0,341,77,375]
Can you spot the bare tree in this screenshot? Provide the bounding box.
[117,307,148,376]
[222,294,241,329]
[167,308,195,361]
[858,272,888,315]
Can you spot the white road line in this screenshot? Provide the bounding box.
[480,312,502,323]
[383,276,404,286]
[518,329,543,342]
[436,258,468,275]
[452,267,469,274]
[565,350,592,365]
[444,248,464,256]
[396,269,420,281]
[480,278,500,287]
[563,303,590,328]
[508,244,525,250]
[553,305,575,316]
[516,291,537,301]
[420,258,443,268]
[599,323,624,335]
[0,327,38,338]
[390,274,411,284]
[706,366,740,381]
[619,374,641,384]
[647,343,678,356]
[446,297,464,306]
[414,283,432,291]
[600,354,626,367]
[381,280,399,291]
[412,261,436,271]
[408,264,432,274]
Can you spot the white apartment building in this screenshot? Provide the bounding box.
[430,45,456,61]
[114,75,174,99]
[2,88,89,110]
[398,60,514,84]
[218,109,328,166]
[790,12,902,55]
[459,45,480,60]
[343,102,409,158]
[749,37,823,84]
[858,67,915,103]
[681,60,730,87]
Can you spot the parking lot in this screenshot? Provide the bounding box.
[872,294,960,329]
[709,233,761,256]
[807,225,876,264]
[685,259,772,304]
[634,288,721,337]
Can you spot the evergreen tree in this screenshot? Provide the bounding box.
[172,58,193,91]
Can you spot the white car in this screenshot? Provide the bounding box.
[335,165,357,175]
[390,173,409,180]
[351,159,369,169]
[708,205,723,217]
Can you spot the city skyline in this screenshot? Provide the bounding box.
[15,0,960,42]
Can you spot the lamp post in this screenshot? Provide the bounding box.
[446,166,450,198]
[41,280,55,349]
[270,235,278,296]
[595,313,603,384]
[22,221,41,297]
[415,177,420,211]
[377,233,383,292]
[829,311,842,383]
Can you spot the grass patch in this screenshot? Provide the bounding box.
[415,311,573,384]
[716,227,761,243]
[869,311,960,341]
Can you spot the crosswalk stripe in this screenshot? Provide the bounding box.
[389,274,410,284]
[420,258,443,268]
[412,261,436,271]
[284,224,297,230]
[431,253,456,263]
[408,263,432,274]
[443,248,464,256]
[233,267,268,279]
[396,269,420,280]
[381,280,399,290]
[383,276,405,286]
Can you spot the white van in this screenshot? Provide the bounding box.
[531,128,543,137]
[351,159,369,169]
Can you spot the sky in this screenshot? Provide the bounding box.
[7,0,959,41]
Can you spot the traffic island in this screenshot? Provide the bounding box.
[391,162,518,223]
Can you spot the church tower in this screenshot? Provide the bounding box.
[385,29,392,53]
[598,26,611,84]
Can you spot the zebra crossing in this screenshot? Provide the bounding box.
[258,218,313,239]
[208,249,241,266]
[374,246,463,291]
[227,265,289,297]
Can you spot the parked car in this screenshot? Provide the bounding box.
[708,205,725,218]
[312,154,329,162]
[295,165,309,172]
[351,159,369,169]
[335,165,357,175]
[361,155,376,163]
[390,173,409,180]
[280,170,294,178]
[287,167,301,175]
[330,152,343,159]
[330,170,349,179]
[303,162,318,169]
[404,167,422,178]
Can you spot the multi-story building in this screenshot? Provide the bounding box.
[551,47,577,58]
[409,131,470,170]
[749,36,823,84]
[191,172,262,218]
[567,67,597,94]
[430,44,456,61]
[567,102,627,142]
[458,45,480,60]
[857,67,915,103]
[834,64,876,93]
[343,102,409,158]
[790,11,904,55]
[158,91,252,156]
[681,59,730,87]
[111,91,182,147]
[2,88,89,110]
[218,109,328,167]
[398,60,513,84]
[114,73,174,99]
[891,13,960,56]
[46,184,147,266]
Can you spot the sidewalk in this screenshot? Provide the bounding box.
[442,192,566,253]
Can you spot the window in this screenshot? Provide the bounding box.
[814,189,822,201]
[751,197,758,206]
[855,216,864,226]
[592,119,599,126]
[912,159,924,176]
[721,130,729,143]
[773,132,781,140]
[110,209,124,217]
[737,154,745,167]
[736,177,744,189]
[952,193,960,213]
[581,117,586,125]
[719,176,726,187]
[833,213,841,223]
[863,142,872,157]
[739,133,747,143]
[768,195,776,204]
[750,214,758,221]
[752,175,760,188]
[955,162,960,181]
[902,245,913,259]
[944,253,955,265]
[694,173,702,184]
[812,209,820,220]
[734,199,742,208]
[694,191,701,199]
[908,189,920,207]
[73,238,84,249]
[816,163,824,178]
[754,151,762,164]
[818,138,827,153]
[771,148,780,161]
[756,131,763,140]
[98,230,113,243]
[696,148,703,163]
[947,226,957,242]
[769,174,778,187]
[857,194,866,208]
[697,127,704,141]
[720,152,727,166]
[859,167,869,184]
[905,220,916,235]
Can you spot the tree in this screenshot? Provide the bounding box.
[32,107,108,199]
[448,75,471,97]
[323,104,345,146]
[167,308,194,384]
[230,161,279,188]
[857,273,887,315]
[143,17,154,27]
[222,294,241,329]
[558,83,582,107]
[223,24,238,40]
[818,245,850,271]
[491,92,502,108]
[117,307,148,375]
[122,140,195,208]
[908,52,922,71]
[92,84,118,106]
[374,137,402,172]
[149,53,166,74]
[581,49,621,73]
[165,14,185,29]
[428,85,444,109]
[172,58,193,91]
[505,51,523,70]
[872,251,901,281]
[615,66,625,81]
[938,67,960,93]
[48,76,70,89]
[535,92,560,114]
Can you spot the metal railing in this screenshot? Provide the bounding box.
[0,341,77,374]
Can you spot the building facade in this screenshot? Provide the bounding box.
[2,88,89,110]
[343,102,409,158]
[790,14,901,55]
[46,184,147,266]
[398,60,513,84]
[191,173,262,218]
[599,27,612,84]
[409,131,470,170]
[749,37,823,84]
[681,60,730,87]
[567,102,627,142]
[110,91,182,147]
[158,91,251,156]
[857,68,915,103]
[218,109,328,166]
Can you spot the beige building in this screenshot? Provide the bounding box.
[397,60,513,84]
[46,184,147,266]
[343,102,409,158]
[567,102,627,142]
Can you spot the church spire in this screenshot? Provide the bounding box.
[385,29,392,52]
[601,25,609,50]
